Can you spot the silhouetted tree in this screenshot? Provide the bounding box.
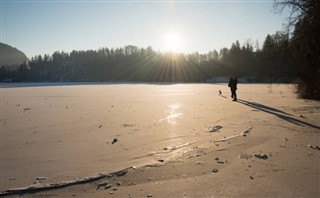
[0,42,298,84]
[274,0,320,99]
[0,66,7,81]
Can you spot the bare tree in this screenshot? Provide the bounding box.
[274,0,320,99]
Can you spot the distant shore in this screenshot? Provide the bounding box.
[0,81,297,88]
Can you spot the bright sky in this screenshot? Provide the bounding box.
[1,0,290,58]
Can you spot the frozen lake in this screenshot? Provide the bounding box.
[1,83,319,194]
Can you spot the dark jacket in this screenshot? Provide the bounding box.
[228,77,237,90]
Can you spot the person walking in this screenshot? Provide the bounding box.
[228,76,238,101]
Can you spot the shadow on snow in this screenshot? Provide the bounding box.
[237,99,320,130]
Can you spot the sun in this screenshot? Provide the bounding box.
[163,31,183,53]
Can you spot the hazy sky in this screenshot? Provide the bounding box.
[1,0,290,58]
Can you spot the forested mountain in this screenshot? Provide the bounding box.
[0,31,297,83]
[0,43,29,67]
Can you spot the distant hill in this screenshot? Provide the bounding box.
[0,42,29,68]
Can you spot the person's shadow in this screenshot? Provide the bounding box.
[237,99,320,130]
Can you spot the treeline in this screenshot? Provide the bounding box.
[0,31,296,83]
[274,0,320,100]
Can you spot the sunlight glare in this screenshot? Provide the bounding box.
[164,31,183,53]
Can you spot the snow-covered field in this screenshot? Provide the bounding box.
[1,84,319,197]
